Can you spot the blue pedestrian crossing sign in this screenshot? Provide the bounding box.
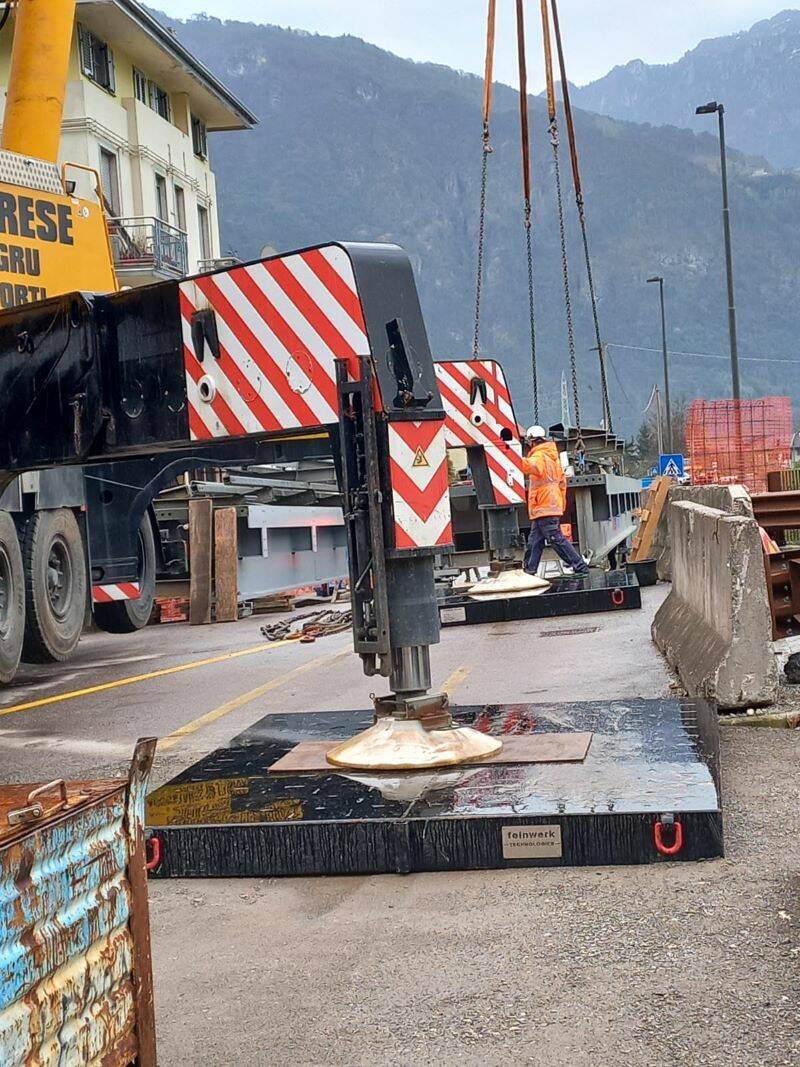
[659,453,685,479]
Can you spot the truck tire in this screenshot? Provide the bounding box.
[94,518,157,634]
[0,512,25,683]
[22,508,87,663]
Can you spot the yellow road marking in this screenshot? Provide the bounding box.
[0,638,306,718]
[443,665,471,692]
[158,647,351,751]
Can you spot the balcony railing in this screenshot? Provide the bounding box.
[108,216,189,279]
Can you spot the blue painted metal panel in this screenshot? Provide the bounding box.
[0,742,156,1066]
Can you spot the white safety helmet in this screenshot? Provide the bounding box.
[525,425,547,441]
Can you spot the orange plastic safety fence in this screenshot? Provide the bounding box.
[685,397,793,494]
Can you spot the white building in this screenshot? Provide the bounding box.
[0,0,256,285]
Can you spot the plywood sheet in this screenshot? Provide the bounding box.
[631,476,670,562]
[269,732,592,774]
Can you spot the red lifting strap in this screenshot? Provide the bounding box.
[549,0,582,199]
[482,0,497,130]
[515,0,532,207]
[540,0,557,124]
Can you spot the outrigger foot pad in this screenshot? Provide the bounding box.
[326,717,502,771]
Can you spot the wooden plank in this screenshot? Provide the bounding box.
[268,732,593,774]
[189,497,213,625]
[214,506,239,623]
[630,476,671,561]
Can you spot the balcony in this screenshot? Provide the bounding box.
[108,216,189,282]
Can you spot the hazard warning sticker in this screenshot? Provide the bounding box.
[412,446,429,467]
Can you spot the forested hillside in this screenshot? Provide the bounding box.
[155,11,800,432]
[571,10,800,171]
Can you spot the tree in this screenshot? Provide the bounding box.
[628,395,689,478]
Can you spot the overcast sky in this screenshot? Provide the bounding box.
[155,1,793,87]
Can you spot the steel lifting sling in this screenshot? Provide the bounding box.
[548,0,614,434]
[473,0,541,426]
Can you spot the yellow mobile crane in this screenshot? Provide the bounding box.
[0,0,501,771]
[0,0,159,680]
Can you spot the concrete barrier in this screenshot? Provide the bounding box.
[653,484,753,581]
[652,501,777,709]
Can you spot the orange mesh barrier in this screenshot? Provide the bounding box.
[686,397,793,493]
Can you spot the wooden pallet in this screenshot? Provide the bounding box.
[630,476,671,562]
[251,593,294,615]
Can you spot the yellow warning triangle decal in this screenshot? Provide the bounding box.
[412,446,430,468]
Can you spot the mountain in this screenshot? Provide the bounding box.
[571,9,800,171]
[154,12,800,435]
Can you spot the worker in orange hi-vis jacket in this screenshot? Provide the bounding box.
[521,426,589,578]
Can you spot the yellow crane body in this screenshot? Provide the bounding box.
[0,0,117,309]
[0,172,117,308]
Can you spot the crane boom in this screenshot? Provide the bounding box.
[3,0,76,162]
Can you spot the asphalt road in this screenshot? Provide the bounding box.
[2,589,798,1065]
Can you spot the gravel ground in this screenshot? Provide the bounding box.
[150,725,800,1066]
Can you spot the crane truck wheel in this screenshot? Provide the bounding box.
[22,508,87,664]
[0,512,25,683]
[93,518,157,634]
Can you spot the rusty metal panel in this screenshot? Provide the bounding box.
[752,489,800,531]
[0,741,156,1067]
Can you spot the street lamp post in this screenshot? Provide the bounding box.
[647,275,673,453]
[653,384,664,457]
[696,100,741,400]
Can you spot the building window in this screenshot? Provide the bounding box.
[134,66,171,122]
[191,115,208,160]
[174,185,186,232]
[149,82,171,122]
[78,24,116,94]
[133,67,148,105]
[197,205,211,259]
[155,174,169,223]
[98,148,121,216]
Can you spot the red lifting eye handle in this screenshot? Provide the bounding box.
[611,588,625,607]
[145,834,162,872]
[654,816,684,857]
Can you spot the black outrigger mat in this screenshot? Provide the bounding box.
[146,698,723,878]
[439,569,640,627]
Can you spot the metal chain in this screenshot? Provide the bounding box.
[472,125,491,358]
[578,195,613,433]
[523,204,540,423]
[550,120,582,447]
